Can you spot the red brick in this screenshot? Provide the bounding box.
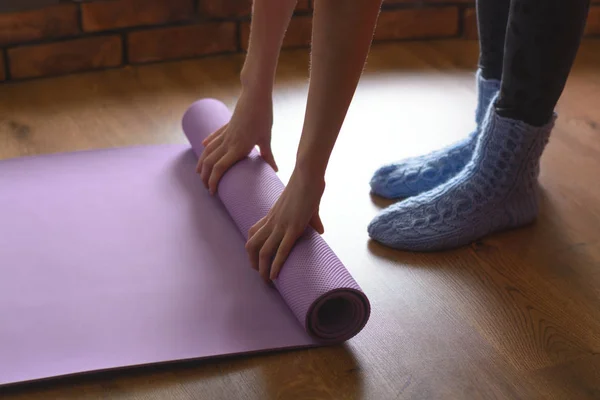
[199,0,309,18]
[239,22,249,49]
[463,7,478,40]
[374,7,459,41]
[585,6,600,36]
[128,23,237,63]
[240,15,312,51]
[296,0,311,12]
[82,0,194,32]
[8,36,122,79]
[383,0,473,4]
[282,15,312,47]
[0,4,79,46]
[0,52,5,81]
[198,0,251,18]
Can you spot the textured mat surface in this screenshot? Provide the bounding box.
[0,99,370,386]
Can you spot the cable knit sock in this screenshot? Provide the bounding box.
[367,105,555,252]
[369,70,501,199]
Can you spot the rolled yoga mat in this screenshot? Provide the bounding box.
[0,98,370,386]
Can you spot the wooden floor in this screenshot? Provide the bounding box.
[1,40,600,399]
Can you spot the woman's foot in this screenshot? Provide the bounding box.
[369,70,501,199]
[368,103,555,252]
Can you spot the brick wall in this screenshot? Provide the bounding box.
[1,0,599,82]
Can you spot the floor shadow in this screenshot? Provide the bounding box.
[365,186,595,267]
[368,192,401,209]
[0,348,312,399]
[260,343,364,400]
[0,355,243,397]
[364,185,600,373]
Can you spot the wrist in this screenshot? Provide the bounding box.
[289,167,326,203]
[293,156,327,186]
[240,63,275,98]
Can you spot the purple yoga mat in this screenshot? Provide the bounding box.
[0,99,370,386]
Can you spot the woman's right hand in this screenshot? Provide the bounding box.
[196,89,278,195]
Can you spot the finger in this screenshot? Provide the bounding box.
[258,142,278,172]
[270,231,297,280]
[248,217,267,240]
[310,211,325,234]
[208,150,241,195]
[197,134,224,174]
[245,224,269,271]
[202,125,226,147]
[200,145,226,189]
[258,230,283,284]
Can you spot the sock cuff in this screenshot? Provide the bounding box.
[475,69,502,127]
[476,107,556,171]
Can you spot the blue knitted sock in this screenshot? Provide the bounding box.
[369,70,501,199]
[367,103,555,252]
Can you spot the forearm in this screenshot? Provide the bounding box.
[241,0,297,96]
[295,0,382,178]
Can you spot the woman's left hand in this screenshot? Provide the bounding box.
[245,168,325,283]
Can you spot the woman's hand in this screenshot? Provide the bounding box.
[196,90,278,194]
[245,169,325,283]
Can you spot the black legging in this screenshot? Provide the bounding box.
[476,0,591,126]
